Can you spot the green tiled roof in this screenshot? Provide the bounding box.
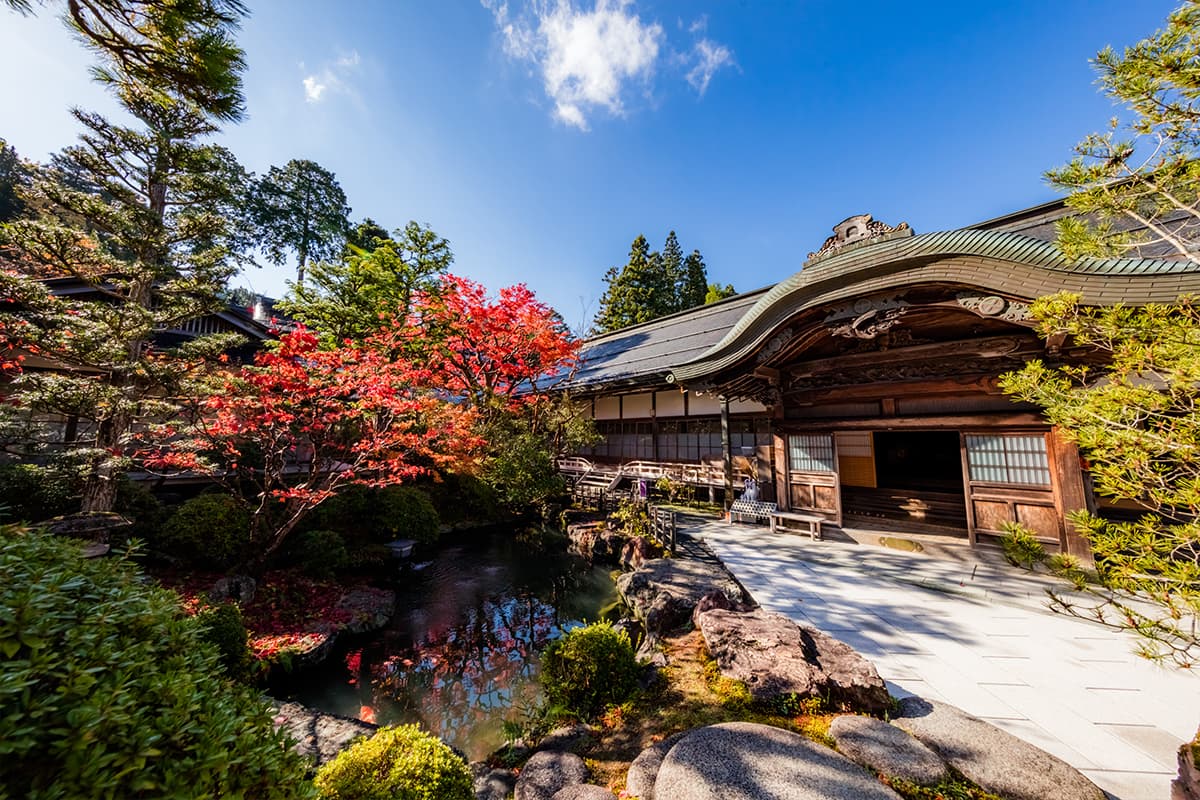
[670,228,1200,384]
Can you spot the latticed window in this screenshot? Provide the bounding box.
[788,433,835,472]
[965,434,1050,486]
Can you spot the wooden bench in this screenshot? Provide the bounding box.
[727,499,777,524]
[769,511,826,540]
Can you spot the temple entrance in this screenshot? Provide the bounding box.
[840,430,968,532]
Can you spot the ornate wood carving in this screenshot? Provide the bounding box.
[956,293,1032,324]
[807,214,913,261]
[827,307,909,340]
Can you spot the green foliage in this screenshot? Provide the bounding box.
[114,479,169,543]
[998,520,1048,570]
[593,232,713,333]
[481,417,566,513]
[0,138,28,222]
[0,526,314,799]
[290,529,349,578]
[160,494,250,569]
[0,462,78,522]
[196,601,255,682]
[1000,292,1200,666]
[313,724,473,800]
[705,282,737,304]
[609,498,649,537]
[277,221,452,345]
[654,474,694,505]
[252,158,350,284]
[375,486,441,545]
[541,621,639,719]
[1047,1,1200,260]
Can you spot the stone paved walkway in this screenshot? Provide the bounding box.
[691,518,1200,800]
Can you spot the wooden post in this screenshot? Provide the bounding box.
[721,396,733,509]
[1049,427,1095,564]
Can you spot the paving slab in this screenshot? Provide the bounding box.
[694,521,1200,800]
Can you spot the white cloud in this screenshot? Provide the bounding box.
[483,0,663,131]
[686,37,733,96]
[301,50,360,104]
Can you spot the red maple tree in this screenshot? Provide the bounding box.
[157,327,480,566]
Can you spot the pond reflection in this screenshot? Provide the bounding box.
[278,530,616,760]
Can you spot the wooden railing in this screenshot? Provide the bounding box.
[648,504,677,555]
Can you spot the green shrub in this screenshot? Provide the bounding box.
[291,529,349,578]
[197,602,255,683]
[307,485,441,546]
[313,724,473,800]
[541,621,639,719]
[422,473,502,524]
[999,521,1048,570]
[374,486,440,545]
[0,526,314,799]
[0,463,78,523]
[159,494,250,569]
[114,479,169,544]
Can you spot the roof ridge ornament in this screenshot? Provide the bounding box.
[807,214,912,263]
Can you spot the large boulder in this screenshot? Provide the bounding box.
[696,608,891,713]
[1174,732,1200,800]
[271,701,376,769]
[894,697,1105,800]
[514,750,588,800]
[472,764,516,800]
[829,714,948,786]
[616,558,747,636]
[625,732,686,800]
[653,721,902,800]
[618,536,663,571]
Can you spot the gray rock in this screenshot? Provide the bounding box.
[654,721,902,800]
[514,750,588,800]
[829,714,948,785]
[472,764,516,800]
[551,787,616,800]
[618,537,663,571]
[696,608,891,713]
[271,701,376,769]
[894,697,1105,800]
[43,511,131,537]
[334,587,395,635]
[210,574,256,604]
[616,558,747,636]
[1174,733,1200,800]
[625,732,686,800]
[538,723,592,752]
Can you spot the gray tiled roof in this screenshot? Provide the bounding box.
[565,289,770,391]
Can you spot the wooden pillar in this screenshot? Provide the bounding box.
[774,432,789,511]
[1049,427,1095,564]
[721,396,733,509]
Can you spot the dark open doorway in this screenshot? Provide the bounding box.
[841,430,968,532]
[874,430,963,492]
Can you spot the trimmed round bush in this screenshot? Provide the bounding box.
[541,621,639,719]
[374,486,440,545]
[313,724,473,800]
[159,494,250,569]
[0,526,314,799]
[291,529,349,578]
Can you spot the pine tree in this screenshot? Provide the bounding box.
[593,234,661,333]
[252,159,350,285]
[660,230,684,313]
[0,139,28,222]
[0,2,250,512]
[681,249,708,308]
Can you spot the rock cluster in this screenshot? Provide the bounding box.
[696,607,891,713]
[514,751,589,800]
[828,714,948,786]
[616,558,748,637]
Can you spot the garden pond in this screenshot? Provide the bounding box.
[272,528,618,760]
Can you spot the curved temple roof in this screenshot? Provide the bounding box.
[669,227,1200,384]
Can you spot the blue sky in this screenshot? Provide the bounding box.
[0,0,1179,332]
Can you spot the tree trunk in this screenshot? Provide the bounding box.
[80,410,129,513]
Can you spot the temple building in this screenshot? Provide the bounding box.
[559,202,1200,559]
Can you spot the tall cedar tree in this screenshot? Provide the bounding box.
[681,248,708,308]
[252,159,350,285]
[1047,0,1200,260]
[277,220,453,345]
[0,0,250,512]
[0,140,28,222]
[593,232,718,333]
